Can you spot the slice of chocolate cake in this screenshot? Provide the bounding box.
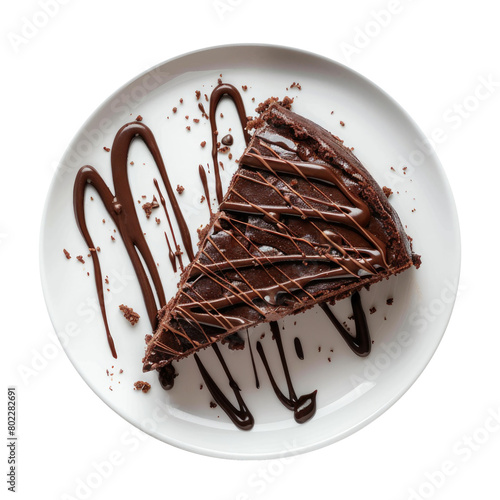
[143,100,419,371]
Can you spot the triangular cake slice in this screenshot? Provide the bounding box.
[143,101,419,371]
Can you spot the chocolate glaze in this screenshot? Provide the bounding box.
[256,322,317,424]
[194,344,254,430]
[320,291,371,356]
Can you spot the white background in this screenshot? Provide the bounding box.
[2,1,499,499]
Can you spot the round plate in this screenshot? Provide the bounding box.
[40,44,460,459]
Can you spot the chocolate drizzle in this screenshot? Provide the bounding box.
[209,83,250,204]
[320,291,371,356]
[194,344,254,430]
[256,322,317,424]
[73,122,194,356]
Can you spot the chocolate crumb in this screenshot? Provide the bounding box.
[242,85,248,91]
[200,384,203,390]
[210,401,217,408]
[200,141,206,148]
[340,121,345,127]
[76,255,85,264]
[369,307,377,314]
[290,82,302,90]
[134,381,151,393]
[328,357,331,363]
[63,249,71,259]
[172,107,177,114]
[179,98,183,104]
[142,196,159,219]
[193,118,200,124]
[200,195,205,203]
[186,126,191,131]
[136,115,143,121]
[119,304,140,325]
[119,369,123,374]
[382,186,393,198]
[103,147,110,152]
[111,235,115,241]
[176,185,185,194]
[386,298,394,306]
[155,217,160,224]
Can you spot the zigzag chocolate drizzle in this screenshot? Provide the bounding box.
[151,104,389,358]
[73,122,195,357]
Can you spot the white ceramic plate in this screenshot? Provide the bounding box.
[40,44,460,459]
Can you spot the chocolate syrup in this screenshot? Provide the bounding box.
[194,344,254,431]
[319,291,371,356]
[256,322,317,424]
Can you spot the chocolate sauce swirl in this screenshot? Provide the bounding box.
[256,322,317,424]
[73,122,194,356]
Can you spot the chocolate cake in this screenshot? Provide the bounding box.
[142,101,419,371]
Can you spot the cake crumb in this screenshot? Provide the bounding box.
[136,115,143,121]
[200,141,206,148]
[210,401,217,408]
[155,217,161,224]
[200,195,205,203]
[172,107,177,114]
[76,255,85,264]
[142,196,159,218]
[318,346,322,352]
[134,381,151,393]
[340,121,345,127]
[119,304,140,325]
[103,147,110,152]
[369,307,377,314]
[290,82,302,90]
[176,184,185,194]
[242,85,248,91]
[386,298,394,306]
[195,90,201,100]
[111,235,115,241]
[186,126,191,131]
[382,186,393,198]
[63,249,71,259]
